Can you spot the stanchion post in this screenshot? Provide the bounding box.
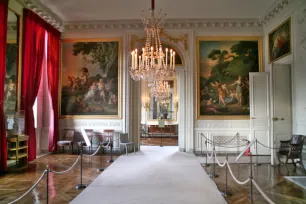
[249,152,253,204]
[160,130,163,147]
[97,144,104,172]
[108,142,114,163]
[209,145,219,178]
[76,148,87,189]
[254,139,261,166]
[202,139,210,167]
[201,134,203,155]
[221,155,232,197]
[46,165,49,204]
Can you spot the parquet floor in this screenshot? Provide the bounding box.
[0,152,118,204]
[203,162,306,204]
[140,137,178,146]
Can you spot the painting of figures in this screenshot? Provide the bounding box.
[4,43,17,115]
[197,36,262,119]
[268,17,291,63]
[60,38,121,118]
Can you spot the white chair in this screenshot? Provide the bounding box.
[119,133,135,156]
[57,129,75,153]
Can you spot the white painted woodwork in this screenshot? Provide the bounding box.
[270,64,292,164]
[38,0,276,21]
[249,72,270,156]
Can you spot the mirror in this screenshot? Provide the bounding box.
[147,79,177,121]
[5,7,21,130]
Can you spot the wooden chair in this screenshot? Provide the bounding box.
[277,135,305,167]
[57,129,75,153]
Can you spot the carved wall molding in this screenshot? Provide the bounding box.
[260,0,290,25]
[297,8,306,24]
[64,19,261,31]
[196,120,250,129]
[23,0,64,31]
[59,120,123,131]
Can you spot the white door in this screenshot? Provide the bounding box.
[270,64,292,165]
[249,72,271,156]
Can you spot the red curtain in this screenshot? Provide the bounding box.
[22,9,46,161]
[47,28,61,152]
[0,0,8,172]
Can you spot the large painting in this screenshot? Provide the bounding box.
[4,43,18,115]
[60,38,122,118]
[268,17,291,63]
[197,36,262,119]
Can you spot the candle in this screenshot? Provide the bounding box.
[135,49,138,68]
[139,56,141,70]
[173,52,175,69]
[131,51,134,69]
[170,52,172,69]
[166,48,168,67]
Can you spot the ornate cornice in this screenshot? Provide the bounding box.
[23,0,64,31]
[259,0,290,25]
[64,19,262,31]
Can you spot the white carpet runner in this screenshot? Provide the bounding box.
[71,146,226,204]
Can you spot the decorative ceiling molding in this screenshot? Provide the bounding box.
[64,19,261,31]
[259,0,290,25]
[23,0,64,31]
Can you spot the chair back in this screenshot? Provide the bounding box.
[103,129,114,136]
[63,129,75,141]
[291,135,304,145]
[120,133,129,143]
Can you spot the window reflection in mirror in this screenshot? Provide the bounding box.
[5,8,20,131]
[148,79,177,121]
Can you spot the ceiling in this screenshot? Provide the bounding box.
[38,0,277,22]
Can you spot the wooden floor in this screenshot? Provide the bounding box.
[203,162,306,204]
[140,137,178,146]
[0,152,118,204]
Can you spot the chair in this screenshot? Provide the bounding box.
[57,129,75,153]
[277,135,305,167]
[119,133,135,156]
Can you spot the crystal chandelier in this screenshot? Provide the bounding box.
[150,80,171,102]
[130,0,175,81]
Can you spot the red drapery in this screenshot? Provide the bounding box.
[22,9,46,161]
[0,0,8,172]
[47,27,61,152]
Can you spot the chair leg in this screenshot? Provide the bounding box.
[125,145,128,156]
[134,145,136,154]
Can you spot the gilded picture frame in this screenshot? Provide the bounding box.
[268,17,291,63]
[5,5,23,116]
[196,36,262,120]
[59,38,122,119]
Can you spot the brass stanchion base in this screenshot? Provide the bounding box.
[76,184,87,189]
[202,163,211,167]
[221,191,233,197]
[209,173,219,178]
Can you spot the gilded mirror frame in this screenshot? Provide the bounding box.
[146,77,178,122]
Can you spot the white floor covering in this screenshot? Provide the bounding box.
[71,146,226,204]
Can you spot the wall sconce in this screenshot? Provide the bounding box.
[142,98,150,110]
[174,101,179,111]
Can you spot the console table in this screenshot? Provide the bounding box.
[7,134,29,166]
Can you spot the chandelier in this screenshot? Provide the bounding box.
[150,81,171,102]
[130,0,175,81]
